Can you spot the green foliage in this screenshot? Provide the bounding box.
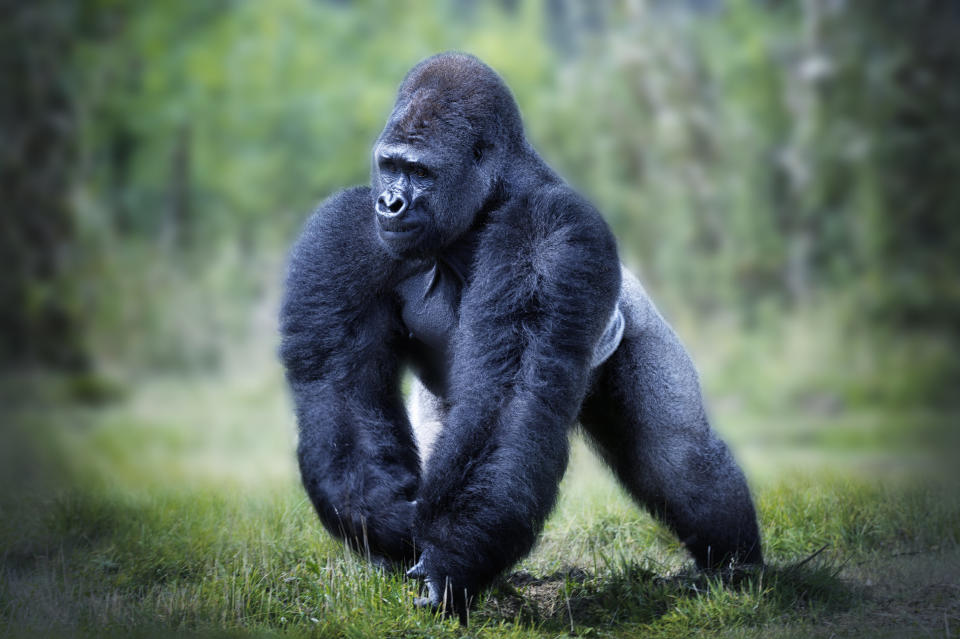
[534,0,960,328]
[70,0,551,248]
[29,0,955,382]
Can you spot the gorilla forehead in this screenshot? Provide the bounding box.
[385,94,471,148]
[385,52,524,146]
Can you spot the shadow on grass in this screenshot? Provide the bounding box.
[477,559,858,633]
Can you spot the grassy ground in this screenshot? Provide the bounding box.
[2,321,958,638]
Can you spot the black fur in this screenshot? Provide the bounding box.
[279,52,761,622]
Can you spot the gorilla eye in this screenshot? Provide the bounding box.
[472,143,485,164]
[412,165,430,179]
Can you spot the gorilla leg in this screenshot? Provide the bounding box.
[580,267,762,569]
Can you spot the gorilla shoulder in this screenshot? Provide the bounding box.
[280,185,408,387]
[287,186,399,297]
[496,181,620,296]
[531,182,618,251]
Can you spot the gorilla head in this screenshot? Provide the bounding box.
[371,53,524,258]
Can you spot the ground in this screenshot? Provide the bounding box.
[1,314,957,638]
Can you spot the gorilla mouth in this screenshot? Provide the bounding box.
[377,212,420,236]
[379,226,420,241]
[377,225,425,255]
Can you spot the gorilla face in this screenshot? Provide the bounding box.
[372,127,492,260]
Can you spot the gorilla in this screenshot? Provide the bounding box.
[280,52,761,622]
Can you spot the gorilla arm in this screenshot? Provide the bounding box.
[280,187,420,564]
[411,188,622,614]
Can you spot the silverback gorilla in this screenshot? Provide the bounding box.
[280,52,762,622]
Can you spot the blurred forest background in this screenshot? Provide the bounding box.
[3,0,960,635]
[4,0,959,398]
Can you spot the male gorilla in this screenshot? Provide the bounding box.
[280,52,761,620]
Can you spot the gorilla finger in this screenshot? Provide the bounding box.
[406,557,427,579]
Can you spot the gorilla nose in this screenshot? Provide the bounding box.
[376,192,408,217]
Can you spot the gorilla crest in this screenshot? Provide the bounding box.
[280,52,762,623]
[393,54,523,144]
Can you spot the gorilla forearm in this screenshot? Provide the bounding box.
[281,190,421,563]
[293,381,420,562]
[413,394,572,604]
[412,196,622,607]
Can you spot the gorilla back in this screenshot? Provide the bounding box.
[280,52,761,622]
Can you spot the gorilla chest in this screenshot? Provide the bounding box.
[396,259,464,355]
[396,233,476,366]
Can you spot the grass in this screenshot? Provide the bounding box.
[2,324,958,638]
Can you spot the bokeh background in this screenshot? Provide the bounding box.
[2,0,959,635]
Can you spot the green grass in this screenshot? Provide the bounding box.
[2,341,958,637]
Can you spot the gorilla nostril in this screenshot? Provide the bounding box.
[377,193,407,217]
